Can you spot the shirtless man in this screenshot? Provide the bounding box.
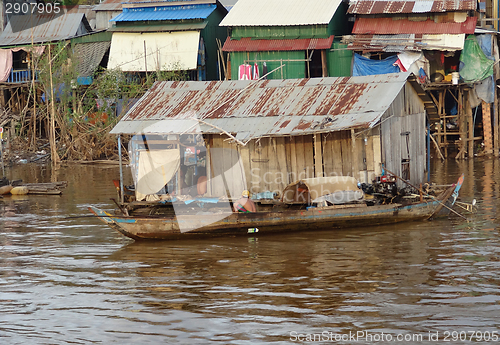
[233,190,256,213]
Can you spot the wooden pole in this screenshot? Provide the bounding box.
[32,52,36,150]
[313,133,323,177]
[467,91,474,158]
[427,130,445,160]
[144,40,148,76]
[351,129,358,180]
[321,50,328,77]
[31,18,36,150]
[48,44,59,164]
[0,128,4,177]
[493,34,500,156]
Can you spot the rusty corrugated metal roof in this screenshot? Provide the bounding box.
[111,73,416,139]
[348,0,476,14]
[222,36,334,52]
[0,13,91,47]
[344,33,465,51]
[352,16,477,34]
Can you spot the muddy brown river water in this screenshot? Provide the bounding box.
[0,159,499,344]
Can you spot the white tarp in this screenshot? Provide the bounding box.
[136,149,180,201]
[108,31,200,72]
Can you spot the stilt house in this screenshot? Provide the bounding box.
[107,0,228,81]
[344,0,500,159]
[219,0,353,80]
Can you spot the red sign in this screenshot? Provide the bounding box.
[0,127,3,133]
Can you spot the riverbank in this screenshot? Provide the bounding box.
[2,132,122,166]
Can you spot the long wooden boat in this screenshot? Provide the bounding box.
[89,174,464,241]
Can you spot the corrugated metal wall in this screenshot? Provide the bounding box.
[96,11,121,30]
[327,42,352,77]
[231,25,330,40]
[202,9,229,81]
[230,51,305,80]
[380,84,426,186]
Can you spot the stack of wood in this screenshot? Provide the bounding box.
[18,181,68,195]
[0,179,68,196]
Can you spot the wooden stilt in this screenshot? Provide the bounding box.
[482,100,493,154]
[467,92,474,158]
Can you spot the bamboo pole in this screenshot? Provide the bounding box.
[467,92,474,157]
[48,45,59,164]
[31,17,36,150]
[426,130,445,161]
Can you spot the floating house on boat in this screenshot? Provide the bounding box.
[219,0,353,80]
[106,0,228,81]
[111,72,430,202]
[344,0,500,159]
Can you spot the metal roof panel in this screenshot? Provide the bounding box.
[220,0,343,26]
[94,0,129,11]
[348,0,476,14]
[222,36,334,52]
[111,73,415,138]
[345,33,465,51]
[111,4,216,21]
[352,16,477,34]
[0,13,90,46]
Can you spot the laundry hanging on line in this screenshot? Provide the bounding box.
[239,64,260,80]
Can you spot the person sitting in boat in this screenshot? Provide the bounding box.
[233,190,256,213]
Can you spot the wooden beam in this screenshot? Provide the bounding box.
[351,129,358,179]
[467,91,474,158]
[482,100,493,154]
[313,133,323,177]
[321,50,328,77]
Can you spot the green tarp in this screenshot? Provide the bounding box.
[459,35,494,83]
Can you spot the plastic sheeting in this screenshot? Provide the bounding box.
[0,49,12,82]
[353,53,400,76]
[459,35,494,83]
[0,46,45,82]
[136,149,180,201]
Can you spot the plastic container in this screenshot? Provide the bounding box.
[452,72,459,85]
[10,186,29,195]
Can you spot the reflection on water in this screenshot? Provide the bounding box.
[0,160,499,344]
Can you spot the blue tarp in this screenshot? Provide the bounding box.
[111,4,216,22]
[353,53,400,76]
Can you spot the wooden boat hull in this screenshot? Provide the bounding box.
[89,199,443,241]
[89,175,463,241]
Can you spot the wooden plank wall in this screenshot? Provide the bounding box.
[208,135,316,195]
[209,130,385,196]
[320,130,379,183]
[207,136,247,198]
